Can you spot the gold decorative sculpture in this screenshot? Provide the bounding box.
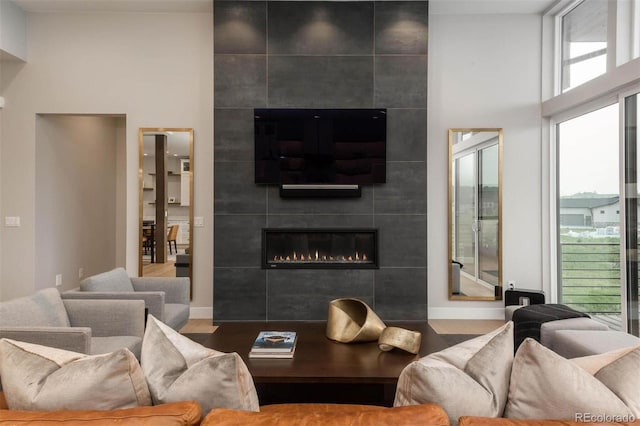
[378,326,422,354]
[326,298,386,343]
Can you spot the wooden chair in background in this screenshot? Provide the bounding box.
[167,224,179,254]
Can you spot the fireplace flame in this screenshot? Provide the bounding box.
[270,250,371,264]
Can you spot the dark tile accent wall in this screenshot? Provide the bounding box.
[268,56,374,108]
[214,0,428,321]
[268,2,374,55]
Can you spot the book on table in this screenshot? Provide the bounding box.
[249,331,297,358]
[248,346,296,359]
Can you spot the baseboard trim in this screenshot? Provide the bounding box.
[189,307,213,319]
[429,307,505,320]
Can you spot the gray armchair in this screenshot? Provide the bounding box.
[63,267,190,331]
[0,288,145,358]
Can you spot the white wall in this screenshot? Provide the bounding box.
[35,115,121,291]
[428,13,544,319]
[0,11,213,309]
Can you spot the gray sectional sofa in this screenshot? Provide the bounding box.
[0,287,145,357]
[506,304,640,357]
[546,328,640,358]
[62,267,190,331]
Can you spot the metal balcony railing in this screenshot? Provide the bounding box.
[559,241,622,330]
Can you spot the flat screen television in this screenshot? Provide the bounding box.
[254,108,386,185]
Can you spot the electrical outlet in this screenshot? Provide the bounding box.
[507,280,515,289]
[55,274,62,287]
[78,268,84,279]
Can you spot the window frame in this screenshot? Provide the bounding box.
[620,87,640,335]
[552,0,638,96]
[555,0,612,95]
[550,89,640,332]
[541,0,640,332]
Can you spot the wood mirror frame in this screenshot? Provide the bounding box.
[448,128,503,301]
[138,128,193,297]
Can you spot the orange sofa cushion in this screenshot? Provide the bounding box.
[458,417,640,426]
[0,400,201,426]
[202,403,450,425]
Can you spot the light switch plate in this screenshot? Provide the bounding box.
[194,216,204,227]
[4,216,20,227]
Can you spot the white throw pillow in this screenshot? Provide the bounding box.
[141,315,259,414]
[0,338,151,411]
[504,339,639,419]
[394,322,514,425]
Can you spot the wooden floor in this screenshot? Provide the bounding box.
[428,319,504,334]
[180,319,218,334]
[179,319,504,336]
[142,245,188,278]
[142,260,177,277]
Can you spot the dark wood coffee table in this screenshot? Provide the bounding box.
[186,321,448,406]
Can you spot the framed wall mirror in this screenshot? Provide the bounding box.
[138,128,193,297]
[448,128,503,301]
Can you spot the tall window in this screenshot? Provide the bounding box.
[561,0,608,92]
[557,104,621,328]
[549,0,640,335]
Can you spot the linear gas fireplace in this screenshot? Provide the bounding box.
[262,229,378,269]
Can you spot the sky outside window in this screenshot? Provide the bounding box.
[558,103,619,197]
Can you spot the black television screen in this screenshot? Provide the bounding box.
[254,108,386,185]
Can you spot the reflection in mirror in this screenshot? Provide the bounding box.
[139,128,193,297]
[448,129,502,301]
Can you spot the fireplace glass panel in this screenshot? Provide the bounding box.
[263,229,378,269]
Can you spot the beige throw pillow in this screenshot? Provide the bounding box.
[141,315,259,414]
[0,338,151,411]
[573,345,640,416]
[504,339,639,419]
[394,322,514,425]
[571,345,637,375]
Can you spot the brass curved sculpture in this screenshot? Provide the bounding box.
[378,326,422,354]
[326,298,386,343]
